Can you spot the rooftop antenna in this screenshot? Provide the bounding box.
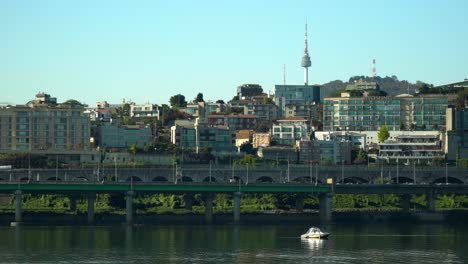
[371,59,377,77]
[283,64,286,85]
[301,22,312,85]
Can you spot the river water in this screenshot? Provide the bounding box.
[0,223,466,263]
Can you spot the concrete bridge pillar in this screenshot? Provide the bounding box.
[126,191,135,225]
[69,195,77,212]
[87,192,96,225]
[319,193,333,223]
[204,193,214,224]
[11,190,22,226]
[183,194,193,211]
[400,194,411,212]
[233,191,242,224]
[295,194,305,212]
[426,192,437,212]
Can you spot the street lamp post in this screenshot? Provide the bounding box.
[172,161,178,184]
[287,160,290,183]
[445,162,448,185]
[315,163,318,186]
[55,154,58,183]
[380,163,383,184]
[231,164,235,183]
[413,161,416,184]
[246,163,249,185]
[97,152,100,183]
[309,162,312,184]
[114,157,117,182]
[28,152,31,182]
[341,158,344,184]
[209,160,212,183]
[396,158,399,184]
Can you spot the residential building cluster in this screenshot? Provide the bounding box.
[1,25,467,167]
[1,77,466,166]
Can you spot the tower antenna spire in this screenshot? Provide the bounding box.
[372,59,377,77]
[301,22,312,85]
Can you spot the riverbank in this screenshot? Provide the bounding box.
[1,209,467,226]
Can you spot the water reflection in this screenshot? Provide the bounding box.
[301,238,325,252]
[0,224,466,263]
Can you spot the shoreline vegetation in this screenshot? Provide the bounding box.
[1,193,467,218]
[1,210,467,226]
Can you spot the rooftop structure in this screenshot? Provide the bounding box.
[272,117,309,146]
[130,103,160,118]
[378,134,444,164]
[171,118,236,153]
[99,119,152,149]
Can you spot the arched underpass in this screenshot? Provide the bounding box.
[432,177,464,184]
[178,176,193,183]
[126,176,142,182]
[292,176,315,183]
[230,176,244,184]
[72,177,89,182]
[390,176,413,184]
[202,177,216,182]
[152,176,168,182]
[46,177,61,181]
[256,176,274,183]
[343,177,368,184]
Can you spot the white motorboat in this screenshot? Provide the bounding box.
[301,227,330,239]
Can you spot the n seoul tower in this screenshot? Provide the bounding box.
[300,23,312,85]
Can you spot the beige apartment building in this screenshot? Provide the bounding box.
[0,93,90,152]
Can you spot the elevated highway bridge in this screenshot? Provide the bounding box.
[0,165,466,226]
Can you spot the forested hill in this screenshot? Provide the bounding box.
[321,76,430,97]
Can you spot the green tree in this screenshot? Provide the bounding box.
[416,81,431,94]
[262,97,274,105]
[122,117,136,125]
[354,149,367,164]
[226,107,243,115]
[330,89,346,97]
[61,99,83,107]
[378,125,390,142]
[170,94,187,108]
[431,157,445,167]
[118,103,131,119]
[234,154,258,166]
[194,92,204,103]
[129,144,138,162]
[255,120,273,133]
[455,88,468,108]
[239,142,255,155]
[457,158,468,168]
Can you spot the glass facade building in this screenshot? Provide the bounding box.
[323,96,447,131]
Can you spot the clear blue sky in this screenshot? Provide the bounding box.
[1,0,467,106]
